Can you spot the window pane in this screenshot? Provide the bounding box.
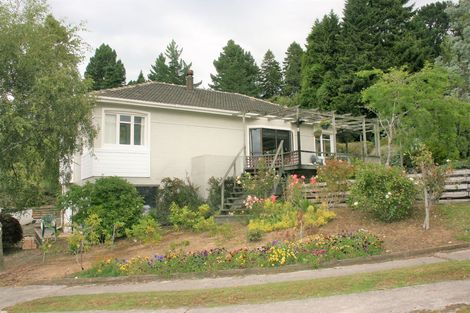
[134,116,143,124]
[250,128,262,155]
[134,116,144,145]
[119,122,131,144]
[104,114,116,144]
[134,124,143,145]
[262,129,277,154]
[276,130,291,152]
[120,115,131,123]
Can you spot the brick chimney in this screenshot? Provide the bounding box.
[186,69,194,90]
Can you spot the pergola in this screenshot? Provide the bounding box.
[231,106,381,167]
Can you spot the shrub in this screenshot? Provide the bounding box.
[317,160,355,208]
[240,158,280,198]
[247,199,335,233]
[169,203,216,232]
[125,216,162,243]
[59,177,144,242]
[153,177,203,225]
[247,229,264,242]
[0,213,23,248]
[349,164,416,222]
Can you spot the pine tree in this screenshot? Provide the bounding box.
[128,70,146,85]
[334,0,414,114]
[85,43,126,90]
[300,12,341,110]
[282,42,303,97]
[210,40,260,97]
[259,50,282,99]
[148,40,192,85]
[148,54,169,82]
[413,2,450,60]
[442,0,470,100]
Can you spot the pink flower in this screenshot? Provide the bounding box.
[270,195,277,203]
[310,177,316,184]
[301,175,306,180]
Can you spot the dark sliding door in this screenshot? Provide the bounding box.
[249,128,292,155]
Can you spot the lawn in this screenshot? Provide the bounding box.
[7,260,470,313]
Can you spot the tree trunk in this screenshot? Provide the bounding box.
[423,188,430,230]
[0,224,4,271]
[386,127,393,166]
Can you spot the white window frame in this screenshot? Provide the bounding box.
[101,108,150,151]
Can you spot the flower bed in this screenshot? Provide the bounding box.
[80,230,383,278]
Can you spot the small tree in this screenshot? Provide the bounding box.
[412,145,449,230]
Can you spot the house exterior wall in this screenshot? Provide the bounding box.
[73,100,319,200]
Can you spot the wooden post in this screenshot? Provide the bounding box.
[0,224,4,271]
[242,112,246,163]
[332,112,337,159]
[296,108,302,166]
[362,117,367,159]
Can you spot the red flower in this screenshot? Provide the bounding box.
[310,177,316,184]
[270,195,277,203]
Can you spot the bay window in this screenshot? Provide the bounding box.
[104,112,145,146]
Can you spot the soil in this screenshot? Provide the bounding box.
[0,204,463,287]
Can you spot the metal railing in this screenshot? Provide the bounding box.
[220,145,245,211]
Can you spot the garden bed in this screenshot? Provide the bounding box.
[1,202,469,286]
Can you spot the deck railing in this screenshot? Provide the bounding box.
[245,150,352,170]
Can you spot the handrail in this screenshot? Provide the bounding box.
[270,140,284,194]
[220,145,246,211]
[269,140,284,171]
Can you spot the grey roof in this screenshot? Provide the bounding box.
[96,82,286,116]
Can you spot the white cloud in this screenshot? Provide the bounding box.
[48,0,445,87]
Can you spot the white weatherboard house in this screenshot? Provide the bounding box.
[71,72,379,202]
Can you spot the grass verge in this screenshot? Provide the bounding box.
[439,202,470,241]
[7,260,470,313]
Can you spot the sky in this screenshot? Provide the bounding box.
[49,0,442,88]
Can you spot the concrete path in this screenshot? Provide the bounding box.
[1,248,470,311]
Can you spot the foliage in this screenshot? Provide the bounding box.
[125,215,162,243]
[259,50,282,98]
[0,0,96,210]
[316,160,355,208]
[361,65,469,164]
[59,177,144,241]
[349,164,417,222]
[81,230,382,277]
[247,198,335,234]
[147,39,192,85]
[209,39,260,97]
[206,176,235,213]
[300,11,342,111]
[440,0,470,101]
[84,43,126,90]
[127,70,146,85]
[412,2,451,63]
[239,158,279,198]
[247,229,264,242]
[0,213,23,248]
[153,177,203,225]
[169,203,216,232]
[282,42,303,97]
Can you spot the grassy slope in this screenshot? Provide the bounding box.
[8,260,470,313]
